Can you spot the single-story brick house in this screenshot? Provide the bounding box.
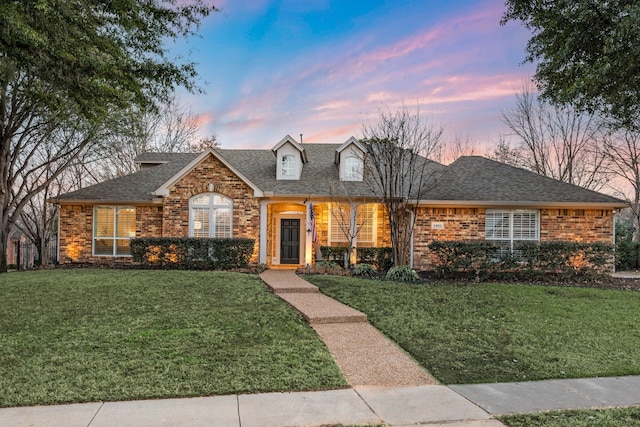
[53,135,627,270]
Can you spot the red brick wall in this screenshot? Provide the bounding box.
[412,207,615,271]
[162,154,260,261]
[58,204,94,263]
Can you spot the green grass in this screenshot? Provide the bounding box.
[0,269,346,407]
[500,407,640,426]
[304,275,640,384]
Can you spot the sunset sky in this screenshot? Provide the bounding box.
[175,0,536,151]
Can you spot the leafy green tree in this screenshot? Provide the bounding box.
[0,1,217,272]
[502,1,640,127]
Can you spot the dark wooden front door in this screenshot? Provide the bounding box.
[280,219,300,264]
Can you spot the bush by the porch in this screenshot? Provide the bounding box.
[130,237,255,270]
[319,246,393,270]
[428,240,613,280]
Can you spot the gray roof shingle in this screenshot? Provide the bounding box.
[427,156,624,204]
[54,146,627,206]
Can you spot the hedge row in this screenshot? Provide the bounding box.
[130,238,255,270]
[428,240,614,280]
[319,246,394,270]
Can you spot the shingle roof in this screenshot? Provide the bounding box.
[54,153,198,202]
[427,156,625,205]
[54,146,627,207]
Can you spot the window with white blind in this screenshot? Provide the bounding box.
[330,204,375,244]
[485,209,539,251]
[189,193,233,238]
[93,206,136,256]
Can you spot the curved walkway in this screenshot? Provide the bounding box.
[259,269,437,387]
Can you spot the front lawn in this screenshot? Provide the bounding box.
[500,407,640,426]
[0,269,346,407]
[304,275,640,384]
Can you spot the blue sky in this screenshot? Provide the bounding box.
[175,0,535,150]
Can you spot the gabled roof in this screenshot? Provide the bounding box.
[53,144,628,208]
[426,156,627,206]
[334,136,365,164]
[152,149,264,197]
[271,135,308,164]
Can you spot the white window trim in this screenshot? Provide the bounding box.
[189,193,233,238]
[485,209,540,251]
[93,206,136,257]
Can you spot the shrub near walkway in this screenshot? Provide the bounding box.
[304,275,640,385]
[0,270,346,407]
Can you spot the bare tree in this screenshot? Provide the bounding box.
[0,73,105,271]
[98,96,202,179]
[360,103,444,267]
[436,133,478,165]
[603,123,640,242]
[499,84,608,191]
[327,198,376,268]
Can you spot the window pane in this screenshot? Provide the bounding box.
[513,211,538,240]
[115,239,131,256]
[192,195,210,205]
[486,211,510,240]
[94,207,114,237]
[330,205,350,242]
[345,156,362,179]
[116,208,136,238]
[94,239,114,255]
[213,195,232,206]
[282,155,295,176]
[192,207,210,238]
[356,204,374,242]
[214,208,231,238]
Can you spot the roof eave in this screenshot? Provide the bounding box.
[51,198,162,206]
[152,149,264,198]
[415,200,629,209]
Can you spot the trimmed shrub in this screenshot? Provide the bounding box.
[320,246,349,264]
[386,265,419,282]
[353,263,377,277]
[428,240,614,281]
[323,246,393,270]
[130,237,255,270]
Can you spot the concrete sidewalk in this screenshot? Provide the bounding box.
[0,386,502,427]
[3,376,640,426]
[452,375,640,415]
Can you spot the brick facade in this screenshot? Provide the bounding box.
[56,153,615,270]
[162,154,261,261]
[412,207,615,271]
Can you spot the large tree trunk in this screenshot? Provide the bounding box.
[0,227,8,273]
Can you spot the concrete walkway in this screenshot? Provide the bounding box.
[259,269,437,387]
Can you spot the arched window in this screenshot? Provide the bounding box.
[344,156,363,180]
[189,193,233,238]
[281,154,296,176]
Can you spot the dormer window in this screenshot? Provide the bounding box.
[272,135,307,180]
[344,156,363,180]
[336,137,366,182]
[282,155,296,176]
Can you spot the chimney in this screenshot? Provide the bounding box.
[300,133,303,144]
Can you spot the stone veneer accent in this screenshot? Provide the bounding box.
[412,207,615,271]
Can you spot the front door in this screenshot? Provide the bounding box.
[280,219,300,264]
